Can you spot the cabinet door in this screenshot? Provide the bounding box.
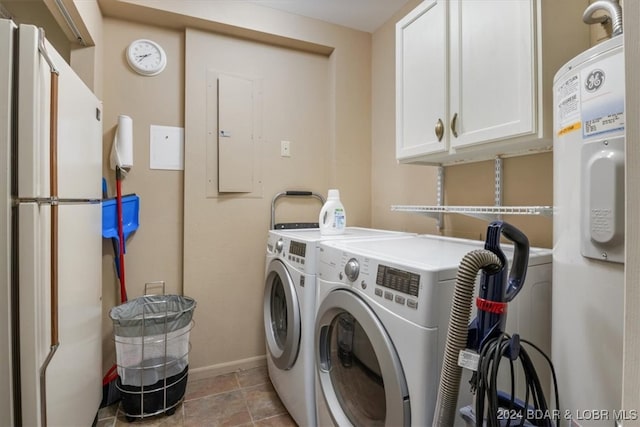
[396,0,447,160]
[449,0,535,149]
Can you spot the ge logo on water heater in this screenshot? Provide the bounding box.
[585,69,605,92]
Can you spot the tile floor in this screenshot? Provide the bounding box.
[95,365,297,427]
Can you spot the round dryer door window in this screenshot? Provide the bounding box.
[263,259,301,370]
[316,289,410,426]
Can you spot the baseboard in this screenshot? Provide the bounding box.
[188,355,267,382]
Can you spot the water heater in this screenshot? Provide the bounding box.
[556,36,625,263]
[553,34,624,426]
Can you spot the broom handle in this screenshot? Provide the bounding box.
[116,166,127,303]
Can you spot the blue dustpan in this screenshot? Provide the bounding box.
[102,194,140,248]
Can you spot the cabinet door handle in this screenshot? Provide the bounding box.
[435,118,444,142]
[450,113,458,138]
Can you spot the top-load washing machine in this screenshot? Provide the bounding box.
[263,227,414,426]
[314,234,552,427]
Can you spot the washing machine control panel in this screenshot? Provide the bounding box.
[318,245,429,325]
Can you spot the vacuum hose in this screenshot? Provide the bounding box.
[433,249,502,427]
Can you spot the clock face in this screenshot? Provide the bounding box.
[126,39,167,76]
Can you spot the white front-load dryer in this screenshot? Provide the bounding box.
[263,227,413,426]
[314,234,552,426]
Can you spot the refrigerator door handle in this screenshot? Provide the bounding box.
[37,27,58,74]
[37,27,59,427]
[56,198,102,204]
[15,197,102,205]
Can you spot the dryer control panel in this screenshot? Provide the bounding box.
[266,232,315,273]
[289,240,306,258]
[376,265,420,297]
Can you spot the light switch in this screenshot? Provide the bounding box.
[281,140,291,157]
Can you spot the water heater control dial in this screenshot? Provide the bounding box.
[344,258,360,282]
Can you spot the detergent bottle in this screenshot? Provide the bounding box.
[319,189,346,235]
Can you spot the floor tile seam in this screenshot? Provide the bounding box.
[234,368,269,390]
[98,417,116,427]
[239,384,286,423]
[240,383,267,396]
[233,370,244,390]
[97,404,121,420]
[178,400,187,422]
[183,385,243,402]
[254,412,294,424]
[238,385,288,422]
[240,387,257,424]
[238,380,269,392]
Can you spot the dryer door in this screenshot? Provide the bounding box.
[315,289,410,427]
[264,259,301,370]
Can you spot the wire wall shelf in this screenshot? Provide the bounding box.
[390,205,553,222]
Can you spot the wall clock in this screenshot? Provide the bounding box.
[126,39,167,76]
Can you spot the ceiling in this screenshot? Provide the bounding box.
[235,0,410,33]
[1,0,412,43]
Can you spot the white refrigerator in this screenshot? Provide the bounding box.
[0,20,103,426]
[553,35,624,426]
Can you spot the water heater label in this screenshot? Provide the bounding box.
[555,51,624,139]
[580,53,625,138]
[556,73,581,136]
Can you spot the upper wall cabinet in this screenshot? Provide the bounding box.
[396,0,589,165]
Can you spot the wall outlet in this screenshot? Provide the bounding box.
[281,140,291,157]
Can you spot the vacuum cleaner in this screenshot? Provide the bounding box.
[433,221,558,427]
